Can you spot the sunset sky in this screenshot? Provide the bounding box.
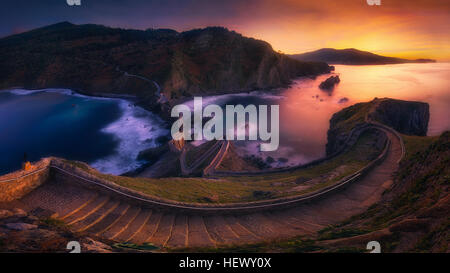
[1,0,449,60]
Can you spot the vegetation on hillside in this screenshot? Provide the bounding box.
[0,22,332,113]
[63,130,384,204]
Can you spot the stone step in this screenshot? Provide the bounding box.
[59,193,99,220]
[223,215,261,243]
[187,216,216,248]
[203,215,240,245]
[236,214,278,238]
[20,181,96,218]
[86,203,131,235]
[115,209,152,242]
[165,214,188,248]
[147,213,175,247]
[101,206,140,239]
[64,196,110,225]
[70,200,120,232]
[131,211,162,244]
[265,210,323,233]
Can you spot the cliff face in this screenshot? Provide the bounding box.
[369,99,429,136]
[0,23,332,108]
[326,98,430,155]
[326,102,372,155]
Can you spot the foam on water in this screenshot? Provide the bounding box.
[182,91,285,110]
[7,88,169,175]
[91,100,168,175]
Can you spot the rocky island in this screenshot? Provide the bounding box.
[319,75,340,92]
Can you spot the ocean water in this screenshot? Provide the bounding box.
[1,63,448,175]
[0,89,168,175]
[184,63,450,168]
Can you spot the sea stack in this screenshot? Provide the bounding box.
[319,75,340,92]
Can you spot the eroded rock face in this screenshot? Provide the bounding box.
[369,99,429,136]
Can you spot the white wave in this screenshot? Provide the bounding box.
[90,100,169,175]
[8,88,78,96]
[7,88,116,101]
[182,91,285,110]
[7,88,169,175]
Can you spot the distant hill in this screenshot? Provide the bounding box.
[0,22,332,111]
[290,48,436,65]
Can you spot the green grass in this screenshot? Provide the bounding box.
[171,237,324,253]
[401,134,438,161]
[331,102,372,134]
[317,228,371,241]
[40,217,67,228]
[63,130,383,204]
[112,242,158,251]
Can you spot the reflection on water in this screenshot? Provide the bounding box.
[194,63,450,167]
[278,63,450,165]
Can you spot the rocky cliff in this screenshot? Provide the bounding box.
[369,99,429,136]
[0,22,332,111]
[326,98,430,155]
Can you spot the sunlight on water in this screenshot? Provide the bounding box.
[279,63,450,165]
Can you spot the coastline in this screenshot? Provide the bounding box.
[1,87,169,176]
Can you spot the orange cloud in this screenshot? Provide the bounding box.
[223,0,450,60]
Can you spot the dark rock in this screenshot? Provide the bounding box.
[155,135,170,145]
[265,156,275,164]
[5,223,38,231]
[12,208,27,217]
[278,157,288,163]
[319,75,340,91]
[0,209,13,219]
[369,99,429,136]
[338,97,349,104]
[137,143,169,161]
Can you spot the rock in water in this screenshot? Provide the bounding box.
[319,75,340,92]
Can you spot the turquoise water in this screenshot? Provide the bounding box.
[0,89,168,175]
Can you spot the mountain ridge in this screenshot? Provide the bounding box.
[0,22,332,112]
[290,48,436,65]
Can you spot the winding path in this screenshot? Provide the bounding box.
[4,127,402,249]
[180,141,224,176]
[115,66,168,103]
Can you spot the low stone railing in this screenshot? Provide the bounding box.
[0,158,51,202]
[45,132,390,214]
[0,125,395,214]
